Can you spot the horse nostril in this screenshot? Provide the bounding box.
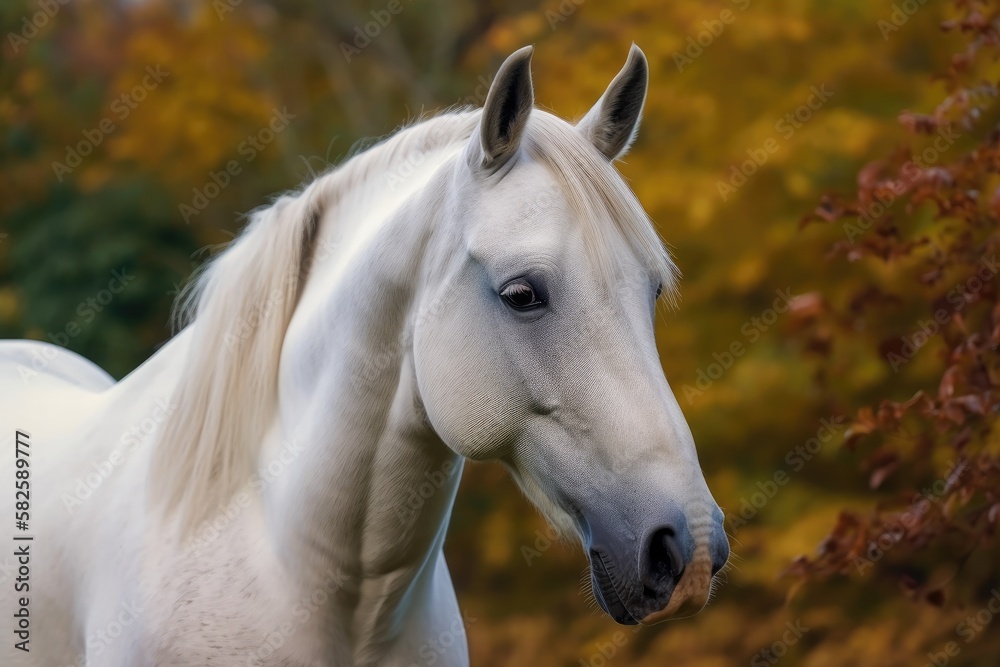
[647,527,686,582]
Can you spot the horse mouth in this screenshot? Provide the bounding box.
[589,549,639,625]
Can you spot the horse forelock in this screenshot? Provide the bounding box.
[522,111,679,304]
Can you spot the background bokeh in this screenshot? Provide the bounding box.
[3,0,1000,665]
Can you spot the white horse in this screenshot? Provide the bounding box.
[0,45,728,666]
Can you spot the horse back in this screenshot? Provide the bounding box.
[0,340,115,466]
[0,340,115,394]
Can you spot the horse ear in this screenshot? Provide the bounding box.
[472,45,534,171]
[577,44,649,161]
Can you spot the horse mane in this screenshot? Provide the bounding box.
[523,112,678,303]
[151,110,480,532]
[151,107,677,534]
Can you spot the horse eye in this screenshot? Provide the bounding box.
[500,280,543,310]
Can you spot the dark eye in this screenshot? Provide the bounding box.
[500,280,543,310]
[655,282,663,299]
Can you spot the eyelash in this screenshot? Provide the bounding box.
[500,280,544,310]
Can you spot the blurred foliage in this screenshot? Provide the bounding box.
[2,0,999,664]
[788,0,1000,654]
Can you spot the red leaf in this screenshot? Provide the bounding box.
[988,503,1000,525]
[939,366,960,399]
[870,457,899,489]
[898,110,938,134]
[789,292,825,319]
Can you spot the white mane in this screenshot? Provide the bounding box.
[151,109,677,532]
[151,111,480,531]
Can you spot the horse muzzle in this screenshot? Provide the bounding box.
[585,503,729,625]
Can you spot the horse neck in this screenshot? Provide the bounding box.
[264,143,466,647]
